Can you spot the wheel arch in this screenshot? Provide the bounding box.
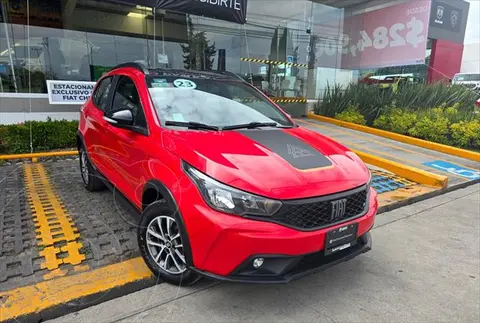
[76,131,85,150]
[141,179,194,267]
[142,179,177,211]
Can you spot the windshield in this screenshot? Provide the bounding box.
[453,74,480,82]
[146,76,293,128]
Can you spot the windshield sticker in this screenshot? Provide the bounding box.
[173,79,197,89]
[172,113,186,122]
[152,78,168,83]
[151,82,171,88]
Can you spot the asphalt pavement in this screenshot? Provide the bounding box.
[47,184,480,323]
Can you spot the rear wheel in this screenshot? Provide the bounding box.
[138,200,199,286]
[79,147,105,191]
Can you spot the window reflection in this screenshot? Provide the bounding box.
[0,0,186,92]
[0,0,352,99]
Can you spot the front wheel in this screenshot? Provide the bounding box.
[79,147,105,191]
[138,200,200,286]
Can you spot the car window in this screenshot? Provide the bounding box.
[93,76,113,111]
[146,76,293,128]
[112,76,147,128]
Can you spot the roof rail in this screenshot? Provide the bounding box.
[110,62,149,74]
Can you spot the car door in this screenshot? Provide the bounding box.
[102,74,152,205]
[83,76,115,176]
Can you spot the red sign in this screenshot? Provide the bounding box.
[316,0,431,70]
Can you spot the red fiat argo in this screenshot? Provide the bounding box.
[77,63,377,285]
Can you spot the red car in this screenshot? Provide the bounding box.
[77,63,377,285]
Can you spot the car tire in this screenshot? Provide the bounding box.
[79,147,105,192]
[138,200,200,286]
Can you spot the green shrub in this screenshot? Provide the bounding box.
[450,120,480,149]
[395,83,477,110]
[409,108,450,144]
[0,119,78,154]
[317,82,478,124]
[335,105,366,125]
[317,81,480,150]
[373,108,417,135]
[0,126,7,153]
[317,83,394,125]
[444,104,459,120]
[317,84,349,118]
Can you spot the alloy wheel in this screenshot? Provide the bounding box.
[146,215,187,274]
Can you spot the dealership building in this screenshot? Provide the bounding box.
[0,0,471,124]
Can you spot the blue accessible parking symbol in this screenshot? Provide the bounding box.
[423,161,480,180]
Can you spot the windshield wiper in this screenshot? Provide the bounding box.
[165,121,220,131]
[222,122,278,131]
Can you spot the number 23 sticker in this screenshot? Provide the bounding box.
[173,79,197,89]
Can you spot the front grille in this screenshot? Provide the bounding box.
[272,187,368,230]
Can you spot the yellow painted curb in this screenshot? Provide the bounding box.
[308,113,480,163]
[353,149,448,188]
[0,150,77,161]
[0,257,153,322]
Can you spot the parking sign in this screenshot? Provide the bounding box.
[423,161,480,180]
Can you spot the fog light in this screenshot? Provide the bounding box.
[253,257,264,268]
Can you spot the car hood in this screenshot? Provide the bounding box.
[163,126,370,200]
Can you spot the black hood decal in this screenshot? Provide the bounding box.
[239,130,332,170]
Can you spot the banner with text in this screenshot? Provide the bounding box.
[47,80,96,105]
[156,0,248,24]
[316,0,431,70]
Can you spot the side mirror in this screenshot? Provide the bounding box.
[103,108,148,136]
[104,108,133,126]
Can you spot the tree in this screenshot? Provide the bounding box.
[306,34,319,98]
[181,16,217,70]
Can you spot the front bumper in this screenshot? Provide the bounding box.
[179,186,378,280]
[191,231,372,284]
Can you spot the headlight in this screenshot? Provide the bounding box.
[183,162,282,216]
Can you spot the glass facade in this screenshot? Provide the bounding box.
[0,0,189,92]
[0,0,350,99]
[357,38,433,84]
[0,0,434,100]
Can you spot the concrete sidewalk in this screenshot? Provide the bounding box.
[49,184,480,323]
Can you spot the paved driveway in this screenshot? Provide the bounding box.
[299,118,480,187]
[48,184,480,323]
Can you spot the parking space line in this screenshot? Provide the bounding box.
[0,257,153,322]
[24,164,86,272]
[370,169,415,193]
